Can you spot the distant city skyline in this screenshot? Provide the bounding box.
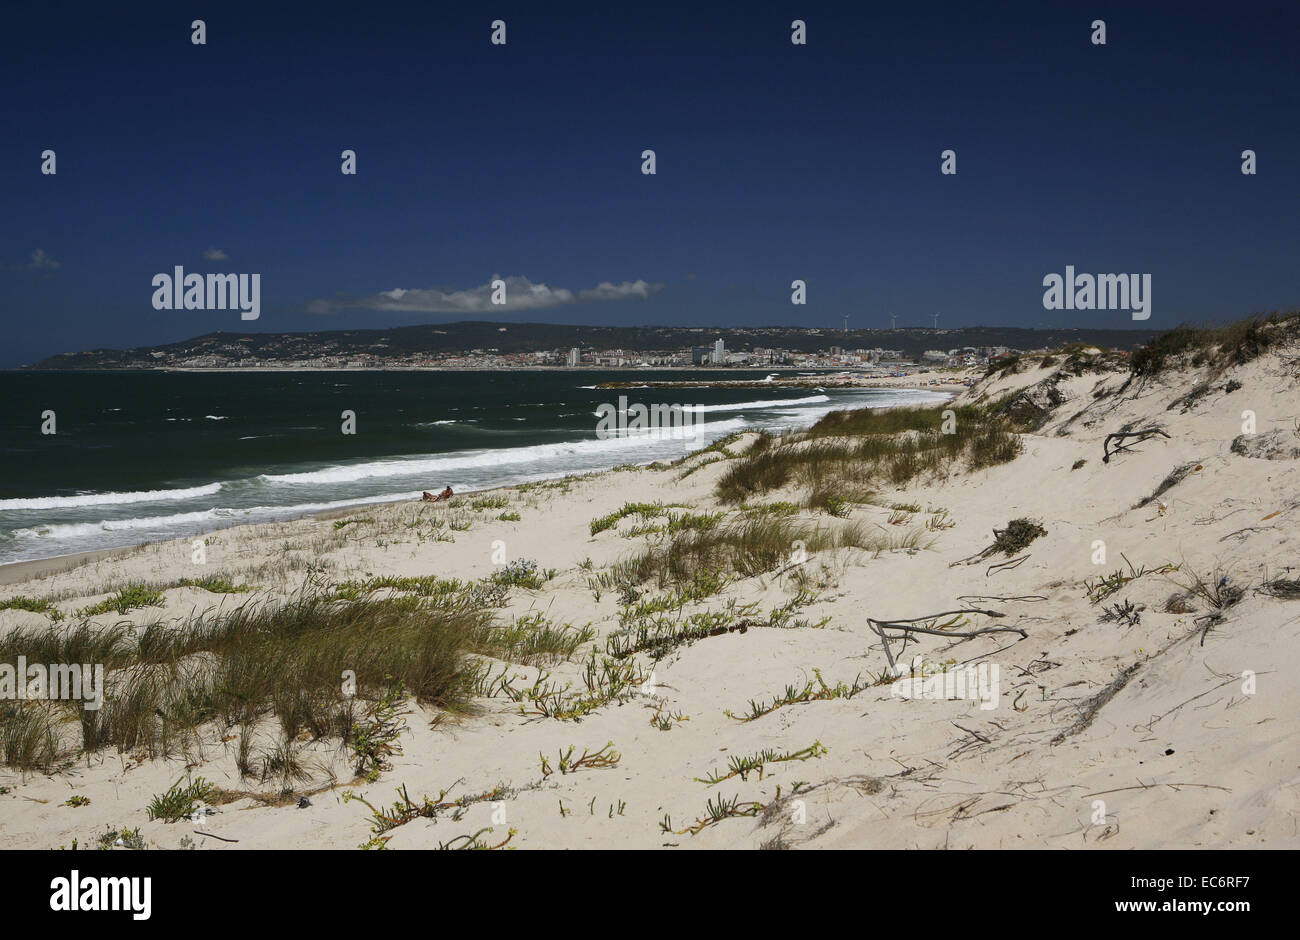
[3,1,1297,368]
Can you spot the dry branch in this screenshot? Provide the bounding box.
[1103,427,1170,463]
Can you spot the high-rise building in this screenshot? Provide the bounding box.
[566,347,581,367]
[713,338,726,365]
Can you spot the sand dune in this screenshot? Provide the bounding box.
[2,339,1298,850]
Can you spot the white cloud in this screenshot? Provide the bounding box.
[578,279,659,301]
[308,275,663,315]
[202,247,229,261]
[27,249,60,271]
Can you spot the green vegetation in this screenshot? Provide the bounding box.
[344,781,522,848]
[147,777,217,822]
[333,517,374,530]
[96,827,146,851]
[489,558,555,590]
[175,576,255,594]
[715,402,1026,505]
[1085,555,1180,604]
[695,742,826,784]
[475,614,596,665]
[0,571,603,774]
[589,501,690,536]
[539,741,621,778]
[1131,311,1300,376]
[662,793,767,836]
[77,584,166,617]
[724,669,874,721]
[0,596,63,620]
[612,517,926,590]
[0,704,61,772]
[989,519,1047,555]
[493,651,648,720]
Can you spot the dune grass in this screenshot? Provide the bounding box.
[0,576,594,776]
[1130,310,1300,376]
[612,517,927,590]
[715,402,1026,505]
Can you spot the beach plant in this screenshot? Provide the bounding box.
[695,742,827,784]
[926,509,956,530]
[497,652,647,720]
[473,614,595,665]
[1170,566,1245,612]
[77,584,165,617]
[714,401,1027,504]
[662,792,769,836]
[739,500,800,517]
[0,596,64,620]
[725,669,871,722]
[1130,311,1300,376]
[174,576,255,594]
[96,827,146,851]
[349,681,409,781]
[490,558,553,590]
[648,699,689,730]
[589,501,688,536]
[606,607,755,660]
[765,590,829,629]
[345,781,522,847]
[147,776,217,823]
[614,517,924,590]
[0,580,516,770]
[1085,555,1180,604]
[0,703,61,773]
[333,517,374,530]
[539,741,621,779]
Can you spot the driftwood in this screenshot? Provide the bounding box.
[1102,427,1170,463]
[867,608,1027,671]
[986,554,1029,577]
[195,830,239,842]
[956,594,1048,603]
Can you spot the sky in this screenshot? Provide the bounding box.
[1,0,1297,367]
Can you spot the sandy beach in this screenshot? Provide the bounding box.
[2,340,1297,851]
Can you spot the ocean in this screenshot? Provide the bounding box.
[0,370,949,565]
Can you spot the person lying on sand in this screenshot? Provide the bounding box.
[421,487,454,502]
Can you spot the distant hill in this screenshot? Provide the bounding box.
[21,321,1163,369]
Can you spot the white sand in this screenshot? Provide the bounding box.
[2,351,1297,850]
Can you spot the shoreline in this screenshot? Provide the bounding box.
[0,388,955,573]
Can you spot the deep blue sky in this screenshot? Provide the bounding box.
[2,1,1297,367]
